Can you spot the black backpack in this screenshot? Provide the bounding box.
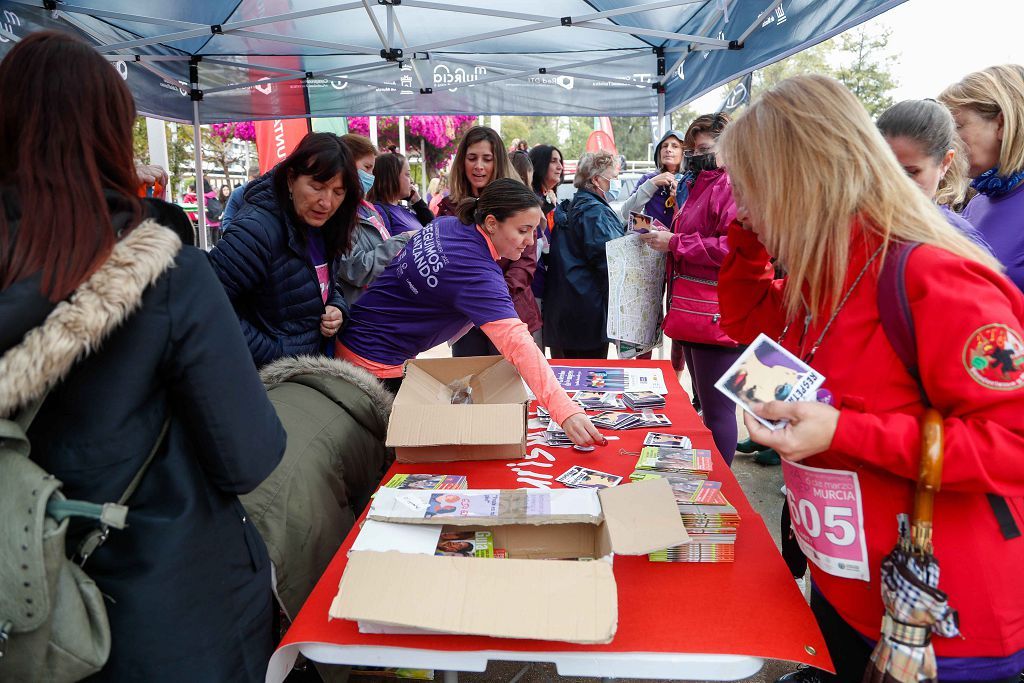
[205,197,224,223]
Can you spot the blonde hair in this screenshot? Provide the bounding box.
[939,64,1024,176]
[719,74,1001,323]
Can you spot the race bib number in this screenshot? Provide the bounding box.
[782,460,870,582]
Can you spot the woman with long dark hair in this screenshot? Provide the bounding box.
[435,125,515,216]
[0,31,284,681]
[527,144,566,335]
[209,132,360,366]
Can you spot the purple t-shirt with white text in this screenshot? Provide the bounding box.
[340,216,517,364]
[963,181,1024,292]
[375,202,424,235]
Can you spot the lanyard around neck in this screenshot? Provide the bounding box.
[778,244,884,364]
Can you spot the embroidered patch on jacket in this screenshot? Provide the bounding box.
[963,324,1024,390]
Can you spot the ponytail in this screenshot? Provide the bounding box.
[454,177,540,226]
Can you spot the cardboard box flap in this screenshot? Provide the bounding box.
[400,356,506,386]
[386,404,525,447]
[392,363,452,405]
[598,478,690,555]
[469,360,530,404]
[367,487,604,526]
[332,551,618,644]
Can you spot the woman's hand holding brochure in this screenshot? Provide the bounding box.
[742,400,840,463]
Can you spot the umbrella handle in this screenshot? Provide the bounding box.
[912,408,944,551]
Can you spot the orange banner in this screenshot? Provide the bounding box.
[255,118,310,174]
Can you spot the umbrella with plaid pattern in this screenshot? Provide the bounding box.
[863,410,960,683]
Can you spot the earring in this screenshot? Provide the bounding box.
[288,191,293,200]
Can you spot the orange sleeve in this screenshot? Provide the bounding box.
[481,318,583,426]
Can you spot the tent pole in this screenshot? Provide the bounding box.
[369,116,379,148]
[657,90,667,139]
[399,115,406,155]
[192,99,209,251]
[146,118,169,197]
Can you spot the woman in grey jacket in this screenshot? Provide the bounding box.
[336,134,415,304]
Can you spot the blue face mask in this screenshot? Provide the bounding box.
[603,177,622,202]
[358,169,375,195]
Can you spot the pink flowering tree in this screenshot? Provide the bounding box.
[210,121,257,142]
[205,122,257,190]
[348,115,477,176]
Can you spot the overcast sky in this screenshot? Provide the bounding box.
[691,0,1024,112]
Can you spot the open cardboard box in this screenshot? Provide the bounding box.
[386,356,529,463]
[330,478,689,644]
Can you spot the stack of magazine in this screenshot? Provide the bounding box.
[633,445,713,479]
[631,470,740,563]
[621,391,666,410]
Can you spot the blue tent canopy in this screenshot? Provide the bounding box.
[0,0,906,123]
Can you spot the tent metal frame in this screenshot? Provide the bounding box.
[4,0,904,248]
[9,0,753,249]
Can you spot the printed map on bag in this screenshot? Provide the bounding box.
[714,334,825,431]
[605,233,667,352]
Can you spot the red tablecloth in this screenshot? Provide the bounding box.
[269,360,832,678]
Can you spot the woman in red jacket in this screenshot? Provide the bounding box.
[717,75,1024,682]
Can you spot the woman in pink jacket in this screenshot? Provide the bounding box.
[639,113,741,464]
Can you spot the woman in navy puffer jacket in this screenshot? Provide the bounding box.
[210,133,360,367]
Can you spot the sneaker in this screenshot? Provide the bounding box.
[776,665,824,683]
[736,438,763,454]
[754,448,781,466]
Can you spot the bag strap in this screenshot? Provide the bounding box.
[377,203,395,233]
[878,242,1020,541]
[75,416,172,564]
[877,242,923,392]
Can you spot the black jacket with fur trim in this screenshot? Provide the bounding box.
[0,206,285,681]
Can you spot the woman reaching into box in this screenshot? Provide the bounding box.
[337,178,604,447]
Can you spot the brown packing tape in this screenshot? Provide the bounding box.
[367,488,604,527]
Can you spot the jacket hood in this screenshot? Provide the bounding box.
[241,169,282,216]
[259,354,394,429]
[655,129,686,170]
[0,221,182,417]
